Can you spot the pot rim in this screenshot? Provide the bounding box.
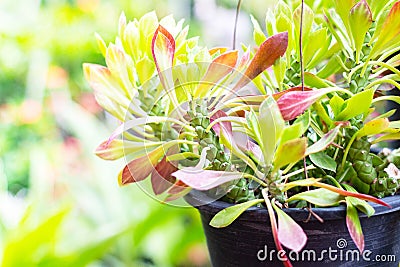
[185,190,400,221]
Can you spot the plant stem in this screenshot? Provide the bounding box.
[364,78,400,91]
[232,0,242,50]
[340,131,358,173]
[299,0,305,91]
[299,0,308,182]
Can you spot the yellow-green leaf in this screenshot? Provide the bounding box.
[349,0,373,62]
[259,96,285,166]
[287,188,344,206]
[209,199,264,228]
[336,89,374,121]
[274,137,307,171]
[370,1,400,58]
[356,118,389,138]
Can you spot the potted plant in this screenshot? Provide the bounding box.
[84,1,400,266]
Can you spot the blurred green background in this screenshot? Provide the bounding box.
[0,0,273,266]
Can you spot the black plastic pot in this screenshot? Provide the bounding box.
[185,191,400,267]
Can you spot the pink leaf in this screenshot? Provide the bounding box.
[210,110,233,137]
[277,88,338,121]
[234,32,288,90]
[272,86,312,101]
[172,169,243,191]
[262,190,293,267]
[275,205,307,252]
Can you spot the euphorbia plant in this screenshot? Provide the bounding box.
[84,1,400,266]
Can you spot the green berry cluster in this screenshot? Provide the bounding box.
[187,101,231,171]
[336,125,399,198]
[284,56,301,87]
[347,23,376,94]
[187,100,257,203]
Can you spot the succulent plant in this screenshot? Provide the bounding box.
[85,1,400,266]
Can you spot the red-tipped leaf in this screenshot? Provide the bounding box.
[262,190,293,267]
[195,51,238,97]
[118,146,165,185]
[314,182,391,208]
[151,157,178,195]
[234,32,288,90]
[346,200,365,253]
[272,201,307,252]
[151,25,175,89]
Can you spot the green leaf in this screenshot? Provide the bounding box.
[280,111,309,143]
[209,199,264,228]
[306,127,341,156]
[330,95,345,117]
[303,28,328,68]
[259,96,285,166]
[356,118,389,138]
[2,208,69,267]
[304,72,331,88]
[276,14,292,34]
[246,110,262,143]
[136,55,156,84]
[367,0,397,19]
[306,28,332,69]
[313,182,390,207]
[336,89,374,121]
[250,15,266,46]
[273,56,287,90]
[309,152,337,172]
[346,200,365,252]
[349,0,372,63]
[274,0,292,19]
[139,11,159,56]
[325,9,354,57]
[274,137,307,171]
[342,184,375,217]
[334,0,357,34]
[287,188,344,207]
[317,54,343,78]
[294,4,314,56]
